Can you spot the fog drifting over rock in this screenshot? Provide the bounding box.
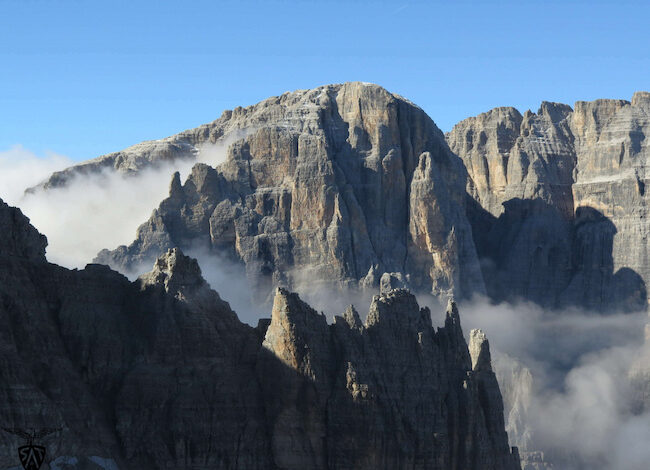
[0,139,236,269]
[3,143,650,469]
[457,297,650,470]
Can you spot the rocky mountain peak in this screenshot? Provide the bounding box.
[138,247,205,296]
[135,247,241,322]
[256,285,520,469]
[631,91,650,109]
[0,198,47,262]
[262,287,330,375]
[91,82,483,302]
[364,288,432,333]
[469,328,493,372]
[169,170,183,197]
[537,101,573,122]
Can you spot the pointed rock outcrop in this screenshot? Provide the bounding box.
[470,328,492,372]
[258,287,520,469]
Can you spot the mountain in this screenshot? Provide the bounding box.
[85,82,485,302]
[0,198,519,469]
[32,84,650,312]
[13,82,650,469]
[49,84,641,313]
[448,92,650,311]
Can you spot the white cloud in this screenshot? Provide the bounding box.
[0,145,73,206]
[456,296,650,470]
[1,138,240,270]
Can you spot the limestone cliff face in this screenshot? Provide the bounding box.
[448,92,650,311]
[447,103,575,219]
[569,92,650,311]
[31,86,650,312]
[0,199,518,470]
[92,82,484,301]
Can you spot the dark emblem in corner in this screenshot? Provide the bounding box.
[2,427,61,470]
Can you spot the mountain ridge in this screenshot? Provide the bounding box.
[26,83,650,313]
[0,197,520,470]
[85,82,485,303]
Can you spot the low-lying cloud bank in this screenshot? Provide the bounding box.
[457,297,650,470]
[0,139,235,269]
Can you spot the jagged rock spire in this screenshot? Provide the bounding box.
[138,247,206,297]
[469,328,493,372]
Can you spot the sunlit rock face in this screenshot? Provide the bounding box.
[446,102,576,219]
[34,85,650,312]
[0,199,519,470]
[448,92,650,312]
[93,82,484,302]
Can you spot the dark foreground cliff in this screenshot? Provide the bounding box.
[0,199,519,470]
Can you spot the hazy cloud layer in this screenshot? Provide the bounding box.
[0,139,236,269]
[457,297,650,470]
[0,145,73,206]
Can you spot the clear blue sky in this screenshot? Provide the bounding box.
[1,0,648,162]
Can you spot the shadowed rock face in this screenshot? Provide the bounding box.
[0,200,267,470]
[449,93,650,311]
[0,199,519,470]
[259,290,520,470]
[91,82,484,301]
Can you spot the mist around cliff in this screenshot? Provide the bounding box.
[208,270,650,469]
[0,145,73,205]
[0,139,236,268]
[457,297,650,470]
[220,275,650,470]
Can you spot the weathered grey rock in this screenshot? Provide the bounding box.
[0,198,47,261]
[0,198,518,469]
[30,108,247,191]
[379,271,409,293]
[449,92,650,311]
[93,82,484,301]
[447,102,575,219]
[259,288,520,469]
[569,95,650,311]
